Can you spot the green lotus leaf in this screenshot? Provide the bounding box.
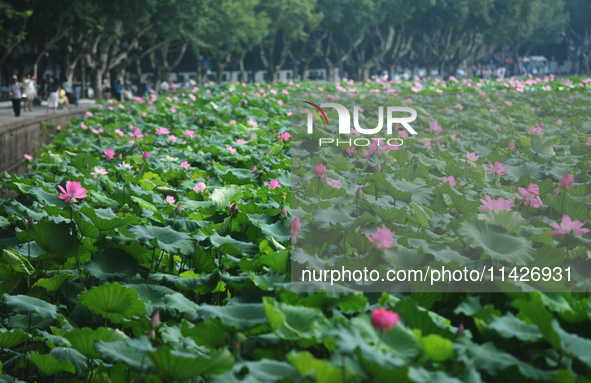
[28,353,75,376]
[78,282,145,324]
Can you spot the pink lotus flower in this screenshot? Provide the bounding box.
[118,162,133,170]
[168,135,177,143]
[508,140,515,150]
[459,152,479,168]
[252,167,260,172]
[128,127,144,140]
[247,119,258,128]
[90,167,108,178]
[226,145,237,154]
[264,179,282,189]
[115,129,124,137]
[229,120,237,125]
[23,154,33,161]
[454,103,464,110]
[528,126,544,136]
[478,195,514,212]
[58,181,88,203]
[314,164,326,177]
[166,196,176,205]
[550,215,590,237]
[235,138,247,144]
[180,161,190,169]
[366,227,396,250]
[450,133,461,142]
[280,132,291,141]
[559,174,573,189]
[183,130,196,140]
[586,137,591,147]
[427,121,443,135]
[440,176,457,186]
[289,218,302,244]
[344,147,357,157]
[277,100,283,105]
[487,162,507,177]
[327,178,342,189]
[371,309,400,333]
[142,151,150,161]
[193,182,206,193]
[103,149,115,160]
[398,130,409,139]
[516,183,542,208]
[155,127,170,135]
[556,119,563,126]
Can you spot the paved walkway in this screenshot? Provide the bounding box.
[0,99,95,127]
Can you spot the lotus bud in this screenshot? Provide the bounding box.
[27,217,35,228]
[84,163,89,170]
[143,151,150,161]
[175,203,183,215]
[280,206,287,218]
[230,203,239,215]
[151,310,160,329]
[456,323,465,336]
[371,309,399,333]
[375,163,381,172]
[356,187,363,199]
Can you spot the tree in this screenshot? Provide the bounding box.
[353,0,416,80]
[199,0,269,83]
[258,0,321,82]
[84,0,158,98]
[0,0,31,87]
[565,0,590,73]
[315,0,375,81]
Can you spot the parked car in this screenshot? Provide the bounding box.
[522,56,549,75]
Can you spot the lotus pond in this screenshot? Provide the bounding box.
[1,77,591,382]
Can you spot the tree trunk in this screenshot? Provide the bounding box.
[135,59,142,91]
[94,69,103,99]
[81,63,86,99]
[216,61,226,83]
[514,45,523,75]
[195,47,203,84]
[438,62,445,78]
[326,61,335,82]
[65,60,78,84]
[239,51,246,83]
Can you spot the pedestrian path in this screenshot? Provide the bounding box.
[0,99,95,127]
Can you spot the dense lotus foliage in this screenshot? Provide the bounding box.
[0,76,590,382]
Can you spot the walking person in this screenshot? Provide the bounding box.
[113,78,123,101]
[46,76,59,113]
[8,75,23,117]
[23,74,37,112]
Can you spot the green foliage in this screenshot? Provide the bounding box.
[0,80,589,383]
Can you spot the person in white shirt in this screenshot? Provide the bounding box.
[23,74,37,112]
[160,80,169,93]
[8,75,23,117]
